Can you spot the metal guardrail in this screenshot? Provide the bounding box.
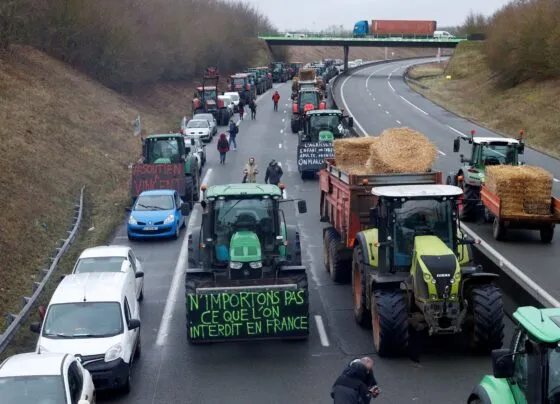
[0,185,85,353]
[258,32,469,41]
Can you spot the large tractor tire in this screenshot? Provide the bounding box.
[291,118,299,134]
[328,236,351,284]
[183,176,194,210]
[371,289,409,357]
[323,228,337,270]
[469,284,504,353]
[352,247,372,328]
[461,183,479,222]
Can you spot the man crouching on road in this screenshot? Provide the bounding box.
[331,357,380,404]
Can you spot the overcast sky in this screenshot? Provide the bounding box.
[248,0,511,31]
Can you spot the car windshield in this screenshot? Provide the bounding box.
[228,94,239,102]
[392,199,454,269]
[480,143,518,165]
[135,195,174,211]
[187,120,209,129]
[74,256,125,274]
[42,302,123,339]
[214,198,276,252]
[233,78,246,86]
[0,375,66,404]
[145,138,181,163]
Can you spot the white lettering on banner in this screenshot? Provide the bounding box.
[297,142,334,168]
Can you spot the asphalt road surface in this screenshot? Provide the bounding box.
[335,57,560,304]
[99,78,517,404]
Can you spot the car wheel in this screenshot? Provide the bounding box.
[138,288,144,302]
[134,334,142,359]
[127,233,135,241]
[121,367,131,394]
[173,225,180,240]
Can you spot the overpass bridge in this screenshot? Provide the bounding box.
[257,33,468,69]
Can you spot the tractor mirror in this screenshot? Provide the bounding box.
[453,137,460,153]
[491,349,514,378]
[369,208,379,226]
[297,200,307,214]
[348,117,354,128]
[518,143,525,154]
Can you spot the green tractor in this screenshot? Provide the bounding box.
[447,129,525,221]
[351,184,505,357]
[131,133,200,206]
[185,183,310,343]
[246,68,266,95]
[468,306,560,404]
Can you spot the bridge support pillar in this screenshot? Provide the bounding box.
[343,45,349,71]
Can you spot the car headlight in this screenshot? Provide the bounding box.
[104,343,123,362]
[249,261,262,269]
[163,214,174,224]
[230,262,243,269]
[128,216,137,225]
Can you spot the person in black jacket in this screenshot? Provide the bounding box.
[331,358,380,404]
[264,160,283,186]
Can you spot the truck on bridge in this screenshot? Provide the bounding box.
[353,20,438,38]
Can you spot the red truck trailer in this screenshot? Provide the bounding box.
[371,20,436,36]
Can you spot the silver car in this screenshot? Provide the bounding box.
[185,136,206,169]
[193,113,217,136]
[184,119,212,143]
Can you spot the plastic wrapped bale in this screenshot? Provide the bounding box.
[299,68,316,81]
[365,128,437,173]
[485,165,553,216]
[333,137,377,173]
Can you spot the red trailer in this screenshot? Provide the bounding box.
[318,158,443,283]
[371,20,436,36]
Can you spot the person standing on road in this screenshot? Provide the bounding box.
[243,157,258,183]
[238,101,245,120]
[331,358,380,404]
[217,133,230,164]
[264,160,283,186]
[272,91,280,111]
[228,119,238,151]
[249,99,257,120]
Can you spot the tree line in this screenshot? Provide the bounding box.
[0,0,288,90]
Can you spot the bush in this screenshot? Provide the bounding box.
[3,0,287,89]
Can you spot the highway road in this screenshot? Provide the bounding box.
[335,57,560,305]
[95,78,521,404]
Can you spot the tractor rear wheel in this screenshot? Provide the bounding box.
[460,183,479,222]
[352,247,371,328]
[183,176,194,209]
[469,284,504,353]
[371,289,409,357]
[328,236,351,284]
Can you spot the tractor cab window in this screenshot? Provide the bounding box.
[510,330,530,398]
[146,138,182,163]
[548,346,560,403]
[214,198,276,255]
[233,78,246,86]
[477,143,518,166]
[300,92,318,107]
[309,115,341,138]
[392,199,454,269]
[201,89,216,99]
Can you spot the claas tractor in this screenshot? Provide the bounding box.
[185,183,310,343]
[299,109,353,143]
[447,129,525,221]
[192,67,220,119]
[351,184,504,357]
[468,306,560,404]
[291,88,326,133]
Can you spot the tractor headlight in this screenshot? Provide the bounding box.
[128,216,137,225]
[163,214,174,224]
[249,261,262,269]
[230,262,243,269]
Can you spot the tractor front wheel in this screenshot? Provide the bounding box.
[469,284,504,353]
[352,247,371,328]
[371,289,409,357]
[460,183,479,222]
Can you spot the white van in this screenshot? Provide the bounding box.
[224,91,240,112]
[434,31,455,39]
[30,272,141,394]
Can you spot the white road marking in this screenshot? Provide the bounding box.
[388,82,395,92]
[365,64,392,88]
[555,178,560,183]
[314,315,330,347]
[279,143,282,149]
[378,103,382,107]
[437,149,446,156]
[155,168,214,346]
[372,97,376,101]
[448,125,468,138]
[396,120,402,124]
[280,129,284,134]
[385,110,390,114]
[340,74,368,136]
[114,235,128,240]
[399,95,429,115]
[282,118,285,123]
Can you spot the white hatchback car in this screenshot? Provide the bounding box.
[0,352,95,404]
[71,245,144,301]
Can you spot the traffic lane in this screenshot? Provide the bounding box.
[341,60,560,300]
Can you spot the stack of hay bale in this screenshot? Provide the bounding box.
[485,165,553,216]
[298,68,316,81]
[333,127,437,175]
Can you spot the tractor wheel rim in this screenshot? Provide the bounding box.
[353,262,361,310]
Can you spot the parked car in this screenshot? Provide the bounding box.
[72,245,144,301]
[127,189,189,240]
[0,352,96,403]
[185,136,206,168]
[184,119,212,143]
[192,113,217,136]
[224,92,240,112]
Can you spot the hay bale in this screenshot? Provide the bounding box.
[486,165,553,216]
[366,128,437,173]
[299,68,316,81]
[334,137,377,170]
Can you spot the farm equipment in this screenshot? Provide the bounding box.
[290,62,303,78]
[447,129,525,221]
[319,159,504,357]
[246,70,264,95]
[185,183,309,343]
[290,88,326,133]
[131,133,200,207]
[468,306,560,404]
[247,68,266,94]
[256,67,273,90]
[192,67,220,119]
[229,73,254,103]
[271,62,289,83]
[296,109,354,179]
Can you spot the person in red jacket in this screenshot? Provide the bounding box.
[272,91,280,111]
[216,133,230,164]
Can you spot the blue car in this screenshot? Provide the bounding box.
[127,189,190,240]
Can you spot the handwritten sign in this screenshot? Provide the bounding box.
[297,142,334,172]
[131,163,186,197]
[186,288,309,341]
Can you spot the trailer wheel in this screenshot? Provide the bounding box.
[323,228,337,270]
[540,225,554,243]
[492,217,506,241]
[352,247,371,328]
[460,184,479,222]
[371,289,409,357]
[328,237,351,284]
[469,284,504,353]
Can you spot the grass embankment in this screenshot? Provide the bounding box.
[287,46,453,63]
[408,42,560,158]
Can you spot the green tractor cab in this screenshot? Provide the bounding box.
[352,184,504,357]
[185,183,310,343]
[468,306,560,404]
[448,129,525,221]
[130,133,199,206]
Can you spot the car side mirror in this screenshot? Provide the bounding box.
[369,208,379,226]
[128,319,141,330]
[491,349,515,378]
[181,202,191,216]
[453,137,460,153]
[348,117,354,128]
[135,271,144,278]
[297,200,307,214]
[30,322,42,333]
